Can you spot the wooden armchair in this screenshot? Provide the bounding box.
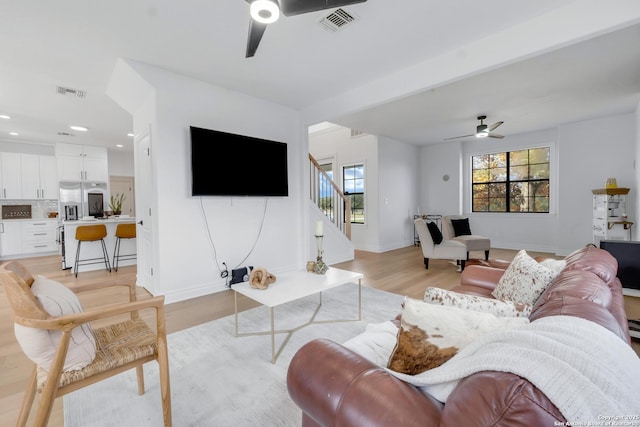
[0,261,171,427]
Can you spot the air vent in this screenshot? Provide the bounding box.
[56,86,87,99]
[57,132,75,137]
[350,129,366,138]
[319,8,356,32]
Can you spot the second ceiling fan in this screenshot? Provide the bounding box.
[445,115,504,141]
[244,0,367,58]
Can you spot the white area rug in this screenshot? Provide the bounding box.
[64,283,403,426]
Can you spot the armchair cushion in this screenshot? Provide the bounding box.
[492,250,557,305]
[426,221,443,244]
[450,218,472,236]
[14,275,96,372]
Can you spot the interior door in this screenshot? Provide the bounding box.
[109,177,135,216]
[135,129,154,292]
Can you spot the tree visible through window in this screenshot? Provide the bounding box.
[318,163,333,219]
[343,164,365,224]
[472,147,550,213]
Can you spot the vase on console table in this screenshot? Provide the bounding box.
[314,234,328,274]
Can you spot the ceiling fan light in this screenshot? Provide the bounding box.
[475,122,488,138]
[250,0,280,24]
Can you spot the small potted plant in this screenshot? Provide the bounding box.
[109,193,125,216]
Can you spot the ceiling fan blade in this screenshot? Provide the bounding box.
[444,133,474,141]
[488,133,505,139]
[279,0,367,16]
[488,121,504,132]
[245,18,268,58]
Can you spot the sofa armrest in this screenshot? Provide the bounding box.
[287,339,443,427]
[441,372,565,427]
[459,265,505,291]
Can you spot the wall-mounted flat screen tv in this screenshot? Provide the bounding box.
[190,126,288,197]
[599,240,640,291]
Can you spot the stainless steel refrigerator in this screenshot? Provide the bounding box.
[59,182,108,220]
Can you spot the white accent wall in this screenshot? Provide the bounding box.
[108,59,307,303]
[420,141,463,216]
[556,114,636,253]
[108,149,135,177]
[378,136,420,252]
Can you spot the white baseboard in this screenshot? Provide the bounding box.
[623,288,640,298]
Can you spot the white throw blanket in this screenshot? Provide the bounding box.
[387,315,640,423]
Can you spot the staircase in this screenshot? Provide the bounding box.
[309,154,351,239]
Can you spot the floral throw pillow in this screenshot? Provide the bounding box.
[492,250,557,305]
[424,287,531,317]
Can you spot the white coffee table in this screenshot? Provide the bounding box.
[232,267,363,363]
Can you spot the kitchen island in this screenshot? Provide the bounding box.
[62,217,137,272]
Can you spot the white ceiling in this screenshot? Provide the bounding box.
[1,1,640,152]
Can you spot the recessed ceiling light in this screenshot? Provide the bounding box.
[0,115,10,120]
[70,125,88,132]
[9,132,19,136]
[116,144,124,148]
[127,133,134,137]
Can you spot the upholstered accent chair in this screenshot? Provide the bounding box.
[0,261,172,427]
[414,218,467,271]
[442,215,491,261]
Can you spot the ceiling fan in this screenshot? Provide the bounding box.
[244,0,367,58]
[444,115,505,141]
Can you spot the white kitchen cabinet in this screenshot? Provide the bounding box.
[56,143,108,182]
[0,221,23,257]
[21,220,58,254]
[1,152,23,199]
[21,154,58,199]
[592,188,633,244]
[0,220,59,258]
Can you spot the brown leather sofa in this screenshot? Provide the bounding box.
[286,245,631,426]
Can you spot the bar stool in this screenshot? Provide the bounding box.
[113,223,137,271]
[74,224,111,277]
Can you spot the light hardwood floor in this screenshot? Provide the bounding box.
[1,246,639,426]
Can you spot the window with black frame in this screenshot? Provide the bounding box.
[472,147,550,213]
[343,164,365,224]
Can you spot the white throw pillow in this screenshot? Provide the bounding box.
[424,287,532,318]
[388,296,529,375]
[14,275,96,372]
[343,321,400,367]
[538,258,567,273]
[492,250,557,305]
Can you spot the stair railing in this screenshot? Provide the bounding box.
[309,154,351,240]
